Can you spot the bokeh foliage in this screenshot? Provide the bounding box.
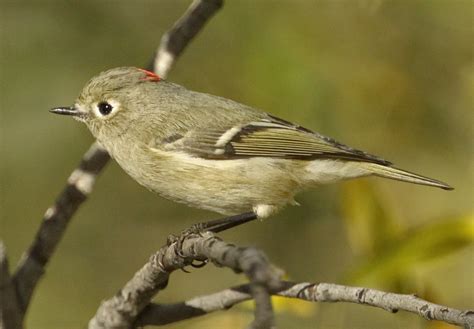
[0,1,472,328]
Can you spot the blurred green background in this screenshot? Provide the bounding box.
[1,1,472,328]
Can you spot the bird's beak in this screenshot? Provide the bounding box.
[50,106,80,116]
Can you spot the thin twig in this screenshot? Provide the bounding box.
[249,283,275,329]
[137,281,474,328]
[152,0,224,79]
[12,144,109,318]
[0,241,22,329]
[89,232,283,329]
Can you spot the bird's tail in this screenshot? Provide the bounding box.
[361,162,453,190]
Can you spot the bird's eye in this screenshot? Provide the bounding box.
[97,102,113,116]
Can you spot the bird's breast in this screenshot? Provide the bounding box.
[107,142,302,215]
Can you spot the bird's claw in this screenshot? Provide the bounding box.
[190,259,209,268]
[171,224,208,260]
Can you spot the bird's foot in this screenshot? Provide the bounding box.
[167,212,258,271]
[166,227,209,271]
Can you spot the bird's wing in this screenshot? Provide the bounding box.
[159,114,391,165]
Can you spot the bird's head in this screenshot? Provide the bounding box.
[50,67,162,140]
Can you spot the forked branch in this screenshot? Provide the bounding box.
[89,232,283,329]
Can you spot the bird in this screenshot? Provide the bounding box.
[50,67,452,227]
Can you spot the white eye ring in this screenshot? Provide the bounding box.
[93,99,120,119]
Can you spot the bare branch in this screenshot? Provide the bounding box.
[248,283,275,329]
[285,282,474,328]
[89,232,283,329]
[0,241,22,329]
[152,0,224,78]
[137,281,474,328]
[136,285,253,326]
[88,251,170,329]
[12,144,109,317]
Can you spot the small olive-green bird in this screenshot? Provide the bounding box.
[51,67,452,219]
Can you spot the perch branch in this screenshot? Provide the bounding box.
[136,281,474,328]
[89,232,282,329]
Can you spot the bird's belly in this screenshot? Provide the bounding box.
[114,147,301,216]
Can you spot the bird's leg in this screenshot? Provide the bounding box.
[192,211,258,233]
[170,212,258,266]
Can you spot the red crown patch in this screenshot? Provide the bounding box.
[137,68,161,82]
